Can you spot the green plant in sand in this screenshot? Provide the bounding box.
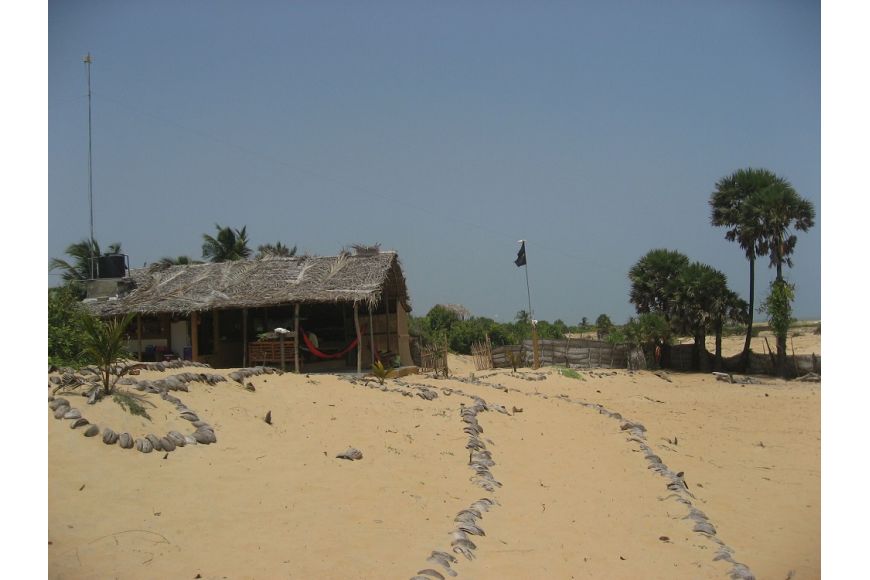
[371,360,391,385]
[112,391,154,421]
[81,312,136,396]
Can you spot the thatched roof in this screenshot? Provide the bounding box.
[85,251,410,316]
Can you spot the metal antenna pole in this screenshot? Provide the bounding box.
[84,53,95,279]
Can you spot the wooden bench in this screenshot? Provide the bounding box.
[248,339,296,367]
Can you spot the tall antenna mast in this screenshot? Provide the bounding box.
[84,52,95,279]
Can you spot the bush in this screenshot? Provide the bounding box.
[48,286,90,368]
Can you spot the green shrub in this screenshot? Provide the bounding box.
[559,368,584,380]
[48,286,90,368]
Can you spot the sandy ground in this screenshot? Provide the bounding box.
[48,352,819,579]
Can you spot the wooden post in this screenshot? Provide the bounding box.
[137,314,143,362]
[242,308,248,367]
[369,307,375,365]
[279,333,286,371]
[191,312,199,362]
[354,302,362,374]
[213,310,220,366]
[294,303,300,373]
[385,291,392,354]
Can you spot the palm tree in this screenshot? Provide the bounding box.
[81,312,137,396]
[201,224,251,262]
[50,239,123,282]
[152,256,202,271]
[669,262,728,372]
[709,288,749,371]
[628,249,690,366]
[256,242,297,260]
[710,168,785,371]
[628,249,690,316]
[743,181,815,375]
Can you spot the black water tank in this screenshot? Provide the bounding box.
[97,254,128,278]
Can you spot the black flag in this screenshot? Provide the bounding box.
[514,242,527,267]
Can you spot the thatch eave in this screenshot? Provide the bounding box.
[83,251,411,318]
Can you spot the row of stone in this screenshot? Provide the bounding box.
[336,374,505,579]
[525,389,755,580]
[49,376,218,454]
[416,384,504,578]
[121,371,227,394]
[227,366,283,384]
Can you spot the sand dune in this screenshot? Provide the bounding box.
[48,358,819,579]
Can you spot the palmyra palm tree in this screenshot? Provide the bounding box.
[743,181,815,375]
[628,249,690,317]
[201,224,251,262]
[710,168,814,375]
[710,168,781,371]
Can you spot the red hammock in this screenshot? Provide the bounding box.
[300,328,360,360]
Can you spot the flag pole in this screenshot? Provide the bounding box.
[518,240,540,369]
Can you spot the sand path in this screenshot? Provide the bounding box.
[49,361,819,579]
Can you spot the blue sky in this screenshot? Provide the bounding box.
[48,0,821,323]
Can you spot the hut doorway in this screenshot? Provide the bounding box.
[170,320,190,359]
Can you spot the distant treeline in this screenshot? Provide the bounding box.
[410,305,602,355]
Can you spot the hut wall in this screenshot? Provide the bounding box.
[360,304,413,366]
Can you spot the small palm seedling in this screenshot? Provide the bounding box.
[505,349,523,372]
[371,360,391,385]
[80,312,136,397]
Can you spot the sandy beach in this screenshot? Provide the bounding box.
[48,335,820,579]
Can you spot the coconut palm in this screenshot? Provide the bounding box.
[255,242,297,260]
[151,255,202,271]
[710,168,786,371]
[201,224,251,262]
[50,239,123,282]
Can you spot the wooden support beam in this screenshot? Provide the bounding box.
[137,314,143,362]
[369,307,375,365]
[294,303,300,373]
[354,302,362,374]
[385,290,392,354]
[213,310,220,366]
[191,312,199,362]
[242,308,248,368]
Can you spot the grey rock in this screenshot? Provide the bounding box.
[53,405,71,419]
[70,418,90,429]
[159,437,176,452]
[167,431,186,446]
[118,433,133,449]
[102,428,119,444]
[135,438,153,453]
[145,434,163,451]
[336,447,363,460]
[693,521,717,536]
[49,398,69,410]
[63,408,82,420]
[191,430,214,444]
[83,424,100,437]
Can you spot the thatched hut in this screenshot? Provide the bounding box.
[83,248,412,372]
